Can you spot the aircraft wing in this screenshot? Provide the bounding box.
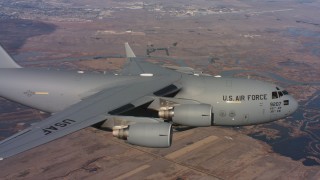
[121,43,180,76]
[0,73,181,160]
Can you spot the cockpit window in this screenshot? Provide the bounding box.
[272,91,278,99]
[273,90,289,99]
[278,91,283,97]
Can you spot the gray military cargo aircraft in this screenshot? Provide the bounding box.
[0,43,298,160]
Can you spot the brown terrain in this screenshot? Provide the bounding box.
[1,126,319,180]
[0,0,319,179]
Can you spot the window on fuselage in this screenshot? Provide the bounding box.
[282,90,289,95]
[272,91,278,99]
[278,91,284,97]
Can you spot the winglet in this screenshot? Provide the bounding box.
[0,44,22,68]
[125,42,136,58]
[121,42,176,75]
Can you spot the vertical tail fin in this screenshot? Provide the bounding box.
[0,44,21,68]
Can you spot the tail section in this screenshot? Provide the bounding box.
[0,44,21,68]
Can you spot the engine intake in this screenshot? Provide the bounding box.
[159,104,213,126]
[113,123,172,148]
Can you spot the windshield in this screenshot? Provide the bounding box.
[272,90,289,99]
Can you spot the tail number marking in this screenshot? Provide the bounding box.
[270,102,282,113]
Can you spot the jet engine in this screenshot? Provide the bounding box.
[158,104,213,126]
[113,122,172,148]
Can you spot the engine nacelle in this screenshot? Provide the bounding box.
[113,123,172,148]
[159,104,213,127]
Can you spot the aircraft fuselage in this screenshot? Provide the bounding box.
[176,75,298,125]
[0,69,298,126]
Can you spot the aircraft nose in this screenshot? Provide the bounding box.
[290,96,298,114]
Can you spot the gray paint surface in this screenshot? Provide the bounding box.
[0,43,298,160]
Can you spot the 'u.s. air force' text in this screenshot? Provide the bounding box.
[223,94,267,101]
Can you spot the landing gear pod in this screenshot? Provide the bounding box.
[113,123,172,148]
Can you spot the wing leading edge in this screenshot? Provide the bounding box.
[0,73,181,160]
